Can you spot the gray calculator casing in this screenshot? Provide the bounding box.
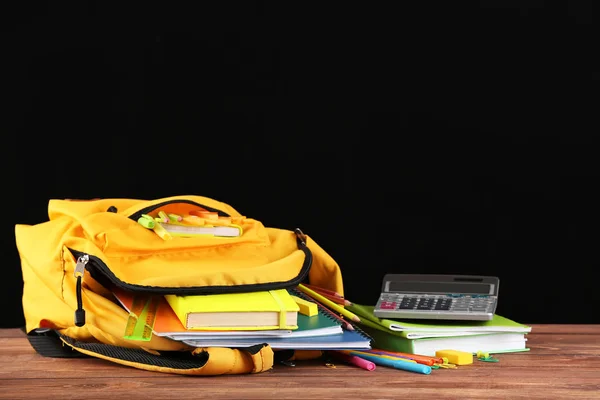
[373,274,499,321]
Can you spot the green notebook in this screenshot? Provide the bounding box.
[362,324,530,356]
[347,303,531,339]
[347,303,531,356]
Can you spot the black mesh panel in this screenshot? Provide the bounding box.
[59,334,209,370]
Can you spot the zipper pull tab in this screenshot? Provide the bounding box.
[74,254,89,278]
[294,228,307,247]
[73,254,89,327]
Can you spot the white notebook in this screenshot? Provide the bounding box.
[159,223,241,237]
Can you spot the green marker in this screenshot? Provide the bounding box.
[137,214,156,229]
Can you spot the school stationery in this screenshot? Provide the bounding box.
[112,287,342,340]
[349,304,532,339]
[291,287,359,332]
[329,351,376,371]
[341,350,431,375]
[297,284,361,323]
[348,302,530,356]
[374,274,499,321]
[366,349,442,366]
[360,324,529,356]
[183,326,371,350]
[435,349,473,365]
[164,289,299,330]
[170,311,344,341]
[291,295,318,316]
[301,284,351,306]
[159,222,242,238]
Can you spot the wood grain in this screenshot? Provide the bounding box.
[1,326,599,400]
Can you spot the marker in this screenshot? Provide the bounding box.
[157,211,169,223]
[137,214,156,229]
[342,351,431,375]
[330,351,376,371]
[152,222,172,240]
[168,213,183,222]
[347,350,417,363]
[367,349,439,366]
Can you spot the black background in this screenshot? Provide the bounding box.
[4,1,599,328]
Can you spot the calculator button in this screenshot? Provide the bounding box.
[416,298,435,310]
[378,301,397,310]
[434,299,453,310]
[399,297,418,309]
[471,307,488,312]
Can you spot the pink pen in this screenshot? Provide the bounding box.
[331,351,376,371]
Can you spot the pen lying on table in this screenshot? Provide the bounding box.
[340,350,432,375]
[329,351,376,371]
[364,349,442,366]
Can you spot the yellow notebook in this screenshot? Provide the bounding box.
[164,289,300,331]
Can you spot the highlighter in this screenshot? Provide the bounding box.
[137,215,156,229]
[346,351,431,375]
[330,351,376,371]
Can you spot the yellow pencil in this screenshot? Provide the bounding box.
[297,284,361,323]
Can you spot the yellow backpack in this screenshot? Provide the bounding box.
[15,195,343,375]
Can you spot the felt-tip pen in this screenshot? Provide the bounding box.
[342,351,431,375]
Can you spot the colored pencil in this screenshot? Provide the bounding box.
[364,350,434,366]
[304,284,354,306]
[302,283,343,298]
[310,290,350,306]
[308,294,355,330]
[298,284,361,323]
[370,348,443,365]
[341,350,432,375]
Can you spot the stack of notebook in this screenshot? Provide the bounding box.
[346,303,531,356]
[113,287,371,350]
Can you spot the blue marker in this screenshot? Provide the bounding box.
[346,351,432,375]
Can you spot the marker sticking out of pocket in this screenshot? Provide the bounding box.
[168,213,183,222]
[152,222,172,240]
[157,211,170,223]
[137,214,172,240]
[137,214,156,229]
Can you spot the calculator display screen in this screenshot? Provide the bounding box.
[388,281,493,295]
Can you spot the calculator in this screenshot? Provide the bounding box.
[373,274,499,321]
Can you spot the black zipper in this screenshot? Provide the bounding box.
[73,254,89,327]
[68,228,312,326]
[128,199,230,222]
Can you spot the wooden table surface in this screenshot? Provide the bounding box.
[1,325,599,400]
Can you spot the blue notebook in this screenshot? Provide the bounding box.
[183,327,371,350]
